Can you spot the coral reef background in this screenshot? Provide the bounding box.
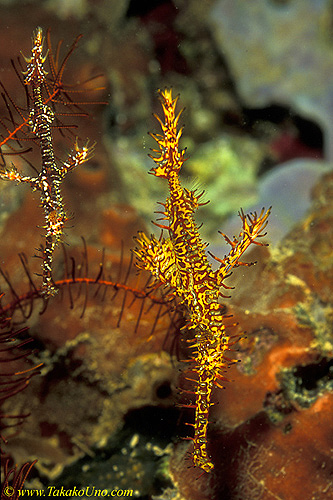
[0,1,332,499]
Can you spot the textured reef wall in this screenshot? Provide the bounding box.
[209,0,333,161]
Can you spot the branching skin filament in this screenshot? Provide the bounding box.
[134,89,271,473]
[0,28,94,296]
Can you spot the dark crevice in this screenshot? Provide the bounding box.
[292,358,333,391]
[281,357,333,408]
[126,0,170,18]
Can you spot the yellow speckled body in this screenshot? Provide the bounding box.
[134,89,270,473]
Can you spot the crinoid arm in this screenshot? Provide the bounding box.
[0,314,42,456]
[1,459,37,499]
